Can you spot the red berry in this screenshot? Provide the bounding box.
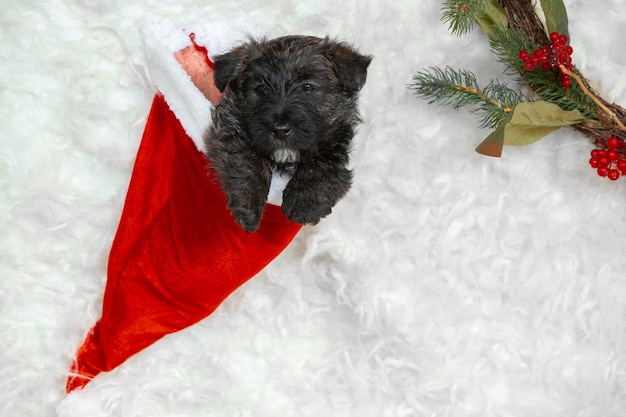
[607,149,620,161]
[589,157,599,168]
[608,169,620,181]
[596,149,607,158]
[561,78,572,88]
[598,157,610,168]
[560,34,569,44]
[618,159,626,173]
[550,32,561,42]
[597,167,609,177]
[607,136,621,149]
[566,46,574,55]
[548,56,559,67]
[519,50,529,60]
[524,62,535,71]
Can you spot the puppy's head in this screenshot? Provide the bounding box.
[212,36,372,164]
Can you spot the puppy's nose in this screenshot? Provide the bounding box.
[270,123,292,139]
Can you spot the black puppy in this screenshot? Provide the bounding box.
[204,35,371,232]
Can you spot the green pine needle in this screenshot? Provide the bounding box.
[409,66,527,128]
[441,0,487,36]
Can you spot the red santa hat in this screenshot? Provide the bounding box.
[65,15,301,393]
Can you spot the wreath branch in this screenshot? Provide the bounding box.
[498,0,626,143]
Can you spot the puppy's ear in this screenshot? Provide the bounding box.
[324,40,372,93]
[212,43,250,92]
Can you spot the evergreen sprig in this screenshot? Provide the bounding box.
[409,66,527,128]
[441,0,487,36]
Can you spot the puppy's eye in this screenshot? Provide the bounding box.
[302,83,316,93]
[254,84,268,95]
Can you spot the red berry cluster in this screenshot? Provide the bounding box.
[589,136,626,181]
[518,32,574,88]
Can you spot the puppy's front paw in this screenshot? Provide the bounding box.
[231,205,264,233]
[281,187,333,226]
[227,192,266,233]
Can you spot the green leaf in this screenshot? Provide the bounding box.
[476,0,508,34]
[540,0,569,38]
[476,101,592,157]
[475,112,510,157]
[504,101,589,146]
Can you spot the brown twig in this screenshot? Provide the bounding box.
[498,0,549,45]
[559,65,626,131]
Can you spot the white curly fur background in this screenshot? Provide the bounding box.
[2,1,626,416]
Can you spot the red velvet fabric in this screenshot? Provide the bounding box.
[66,94,302,392]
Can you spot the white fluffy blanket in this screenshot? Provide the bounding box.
[2,1,626,416]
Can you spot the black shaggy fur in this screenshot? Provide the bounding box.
[204,35,372,232]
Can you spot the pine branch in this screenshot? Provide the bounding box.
[441,0,487,36]
[409,66,526,128]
